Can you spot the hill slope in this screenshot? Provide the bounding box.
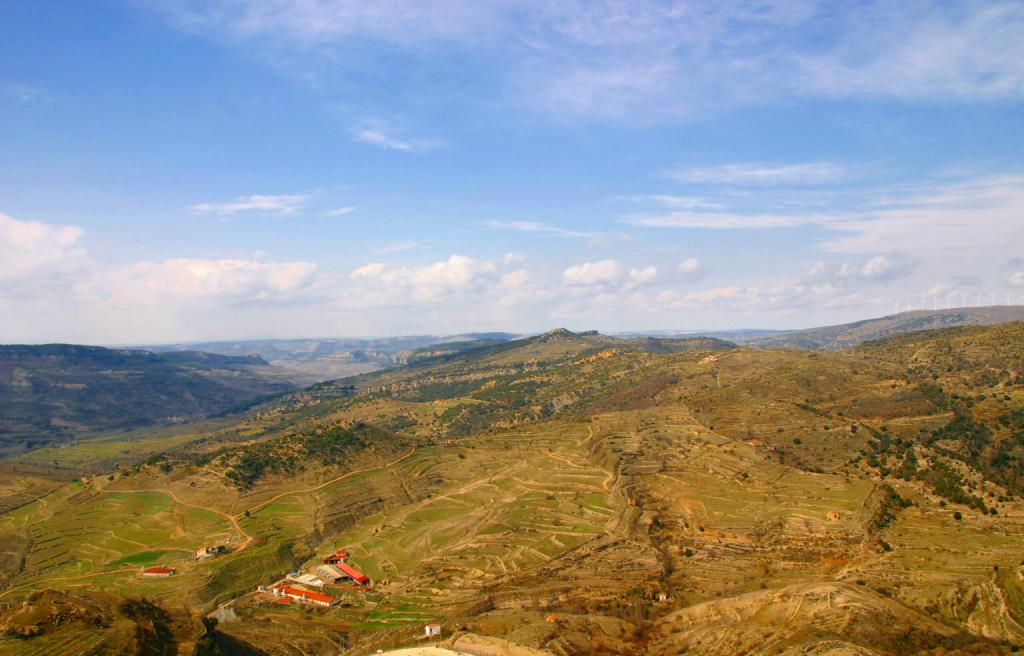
[0,344,298,456]
[747,305,1024,350]
[3,323,1024,655]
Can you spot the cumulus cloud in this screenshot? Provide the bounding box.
[351,262,386,278]
[347,255,498,303]
[0,212,87,285]
[677,258,704,280]
[808,254,916,283]
[627,265,657,286]
[501,269,529,288]
[503,252,526,265]
[190,194,309,216]
[563,259,622,286]
[1010,272,1024,287]
[411,255,496,297]
[0,211,334,340]
[127,258,319,305]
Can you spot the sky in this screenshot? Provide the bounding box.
[1,0,1023,344]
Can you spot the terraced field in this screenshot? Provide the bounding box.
[0,484,238,601]
[4,325,1024,655]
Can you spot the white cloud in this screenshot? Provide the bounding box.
[351,262,386,278]
[623,174,1024,260]
[809,255,916,284]
[350,118,440,152]
[627,265,657,286]
[127,258,319,304]
[860,255,898,280]
[623,212,810,230]
[501,269,529,288]
[677,258,704,280]
[488,220,592,239]
[0,212,87,285]
[821,174,1024,254]
[411,255,496,298]
[347,255,498,304]
[619,195,723,210]
[374,241,421,254]
[1010,272,1024,287]
[668,162,846,185]
[153,1,1024,122]
[796,3,1024,101]
[563,259,621,286]
[326,206,355,217]
[190,194,309,216]
[655,282,863,313]
[159,1,494,43]
[503,252,526,265]
[526,57,679,119]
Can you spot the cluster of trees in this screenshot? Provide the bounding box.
[866,422,991,513]
[221,423,394,489]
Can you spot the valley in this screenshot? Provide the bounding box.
[2,322,1024,655]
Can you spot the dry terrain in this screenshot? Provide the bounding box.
[2,325,1024,655]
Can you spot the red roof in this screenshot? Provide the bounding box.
[323,548,350,564]
[281,585,335,605]
[335,561,370,584]
[141,567,174,575]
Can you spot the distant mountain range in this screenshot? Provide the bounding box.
[0,345,298,457]
[143,332,521,384]
[742,306,1024,351]
[5,307,1023,458]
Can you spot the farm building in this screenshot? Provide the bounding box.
[140,566,175,577]
[318,564,343,582]
[322,548,350,564]
[424,623,442,637]
[319,562,370,585]
[195,545,224,559]
[287,572,325,588]
[273,584,337,607]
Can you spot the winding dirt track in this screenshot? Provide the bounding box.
[239,447,416,519]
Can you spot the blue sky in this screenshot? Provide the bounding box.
[1,1,1023,343]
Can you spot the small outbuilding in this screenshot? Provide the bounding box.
[323,548,350,565]
[140,566,175,577]
[195,546,224,559]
